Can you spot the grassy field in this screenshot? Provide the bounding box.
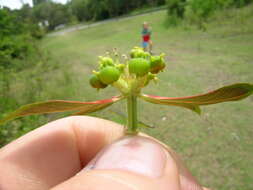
[2,5,253,190]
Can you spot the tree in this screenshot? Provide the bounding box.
[167,0,187,18]
[33,1,71,30]
[32,0,48,6]
[70,0,92,21]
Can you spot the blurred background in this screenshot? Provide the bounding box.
[0,0,253,189]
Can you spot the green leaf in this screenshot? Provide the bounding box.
[72,102,117,115]
[0,96,123,125]
[140,83,253,114]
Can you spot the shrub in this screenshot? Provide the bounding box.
[0,7,44,67]
[167,0,186,18]
[187,0,218,19]
[166,0,253,29]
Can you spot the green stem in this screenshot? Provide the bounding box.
[126,95,138,135]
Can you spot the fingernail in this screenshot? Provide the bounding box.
[83,136,167,178]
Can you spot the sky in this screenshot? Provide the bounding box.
[0,0,68,9]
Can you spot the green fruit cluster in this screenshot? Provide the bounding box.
[89,47,166,91]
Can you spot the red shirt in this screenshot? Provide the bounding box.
[143,34,150,42]
[142,28,151,42]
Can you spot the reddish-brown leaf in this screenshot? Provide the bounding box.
[0,96,123,125]
[140,83,253,114]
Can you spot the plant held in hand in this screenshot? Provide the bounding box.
[1,47,253,135]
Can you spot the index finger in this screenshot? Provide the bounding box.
[0,116,124,190]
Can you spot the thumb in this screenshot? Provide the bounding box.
[52,136,181,190]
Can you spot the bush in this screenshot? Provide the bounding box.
[0,7,44,67]
[232,0,252,7]
[166,0,253,29]
[187,0,217,19]
[167,0,186,18]
[33,1,71,31]
[0,35,32,67]
[183,0,218,29]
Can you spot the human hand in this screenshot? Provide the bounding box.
[0,116,210,190]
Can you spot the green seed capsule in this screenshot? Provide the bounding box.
[150,56,166,74]
[89,74,107,89]
[116,64,125,73]
[134,50,144,58]
[130,47,146,58]
[98,66,120,84]
[129,58,150,77]
[102,57,113,65]
[99,57,114,68]
[130,49,136,58]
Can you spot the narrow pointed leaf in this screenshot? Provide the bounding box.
[140,95,201,114]
[72,101,120,115]
[140,83,253,114]
[0,96,123,125]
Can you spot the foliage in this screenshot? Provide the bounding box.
[33,1,71,30]
[70,0,92,21]
[0,7,44,68]
[29,0,168,29]
[70,0,166,21]
[2,0,167,34]
[186,0,217,19]
[0,50,63,145]
[166,0,253,28]
[167,0,186,18]
[32,0,49,6]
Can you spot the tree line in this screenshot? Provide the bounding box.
[30,0,166,31]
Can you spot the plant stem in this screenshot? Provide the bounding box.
[126,94,138,135]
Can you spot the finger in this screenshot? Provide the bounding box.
[0,116,124,190]
[164,148,204,190]
[140,134,205,190]
[51,136,181,190]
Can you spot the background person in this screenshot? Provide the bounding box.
[142,21,153,53]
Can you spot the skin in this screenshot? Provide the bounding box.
[0,116,210,190]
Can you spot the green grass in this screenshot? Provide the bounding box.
[2,5,253,190]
